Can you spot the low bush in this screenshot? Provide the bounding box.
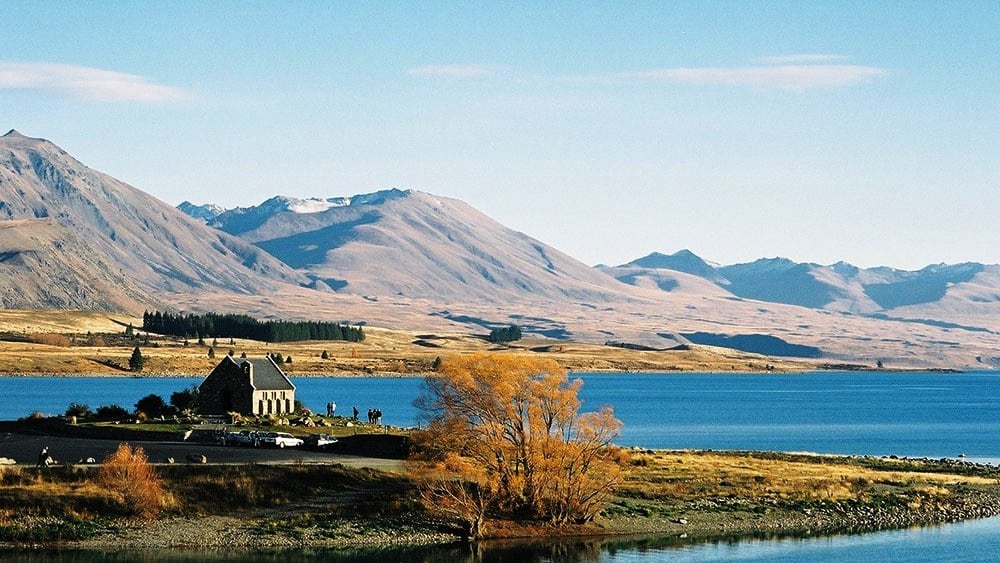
[97,443,168,519]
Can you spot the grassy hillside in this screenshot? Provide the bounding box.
[0,310,826,376]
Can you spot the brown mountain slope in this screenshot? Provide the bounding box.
[212,190,639,304]
[0,130,307,311]
[0,219,145,310]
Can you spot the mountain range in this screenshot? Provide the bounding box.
[602,251,1000,328]
[4,130,1000,369]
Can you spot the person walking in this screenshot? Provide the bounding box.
[352,406,359,421]
[36,446,49,468]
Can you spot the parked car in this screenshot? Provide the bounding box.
[223,430,259,447]
[304,434,339,450]
[256,431,303,448]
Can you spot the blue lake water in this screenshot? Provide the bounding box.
[4,371,1000,460]
[4,370,1000,560]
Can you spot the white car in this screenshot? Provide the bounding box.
[305,434,339,450]
[269,432,304,448]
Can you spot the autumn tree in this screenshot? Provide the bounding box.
[409,353,624,537]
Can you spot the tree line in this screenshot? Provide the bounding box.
[142,311,365,343]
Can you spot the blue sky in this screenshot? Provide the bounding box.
[2,2,997,269]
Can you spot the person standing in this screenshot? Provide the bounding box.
[330,401,336,417]
[36,446,49,468]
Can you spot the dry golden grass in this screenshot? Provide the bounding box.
[0,311,819,375]
[0,310,134,335]
[623,451,998,504]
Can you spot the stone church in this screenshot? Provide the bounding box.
[198,355,296,416]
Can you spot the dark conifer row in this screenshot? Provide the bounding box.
[142,311,364,343]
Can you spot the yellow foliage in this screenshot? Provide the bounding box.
[411,353,625,531]
[97,443,167,519]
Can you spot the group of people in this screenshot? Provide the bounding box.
[322,400,384,425]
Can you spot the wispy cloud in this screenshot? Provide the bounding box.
[753,54,849,65]
[0,62,191,102]
[628,64,887,91]
[406,64,496,78]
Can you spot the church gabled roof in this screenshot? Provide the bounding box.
[245,357,295,391]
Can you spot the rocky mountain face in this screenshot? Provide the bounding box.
[0,130,306,311]
[204,189,633,303]
[177,201,226,222]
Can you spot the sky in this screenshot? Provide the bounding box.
[1,2,998,270]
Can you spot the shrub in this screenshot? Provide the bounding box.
[170,386,199,413]
[29,333,71,347]
[64,403,92,419]
[135,394,171,419]
[95,404,129,421]
[98,443,167,519]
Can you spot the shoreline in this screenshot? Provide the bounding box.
[0,366,967,378]
[1,448,998,553]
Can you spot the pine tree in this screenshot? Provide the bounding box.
[129,347,144,372]
[207,347,216,359]
[321,350,329,360]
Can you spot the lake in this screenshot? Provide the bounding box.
[3,371,1000,461]
[4,370,1000,561]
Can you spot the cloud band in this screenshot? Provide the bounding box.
[0,61,190,102]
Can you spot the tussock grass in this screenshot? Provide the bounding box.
[620,451,998,506]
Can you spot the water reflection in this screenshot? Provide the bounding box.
[1,539,606,563]
[5,519,1000,563]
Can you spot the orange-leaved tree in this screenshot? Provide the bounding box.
[409,353,624,537]
[98,442,167,519]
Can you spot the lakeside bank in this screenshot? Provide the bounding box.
[2,444,1000,553]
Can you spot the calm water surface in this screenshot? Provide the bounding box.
[3,371,999,460]
[3,370,1000,560]
[4,516,1000,561]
